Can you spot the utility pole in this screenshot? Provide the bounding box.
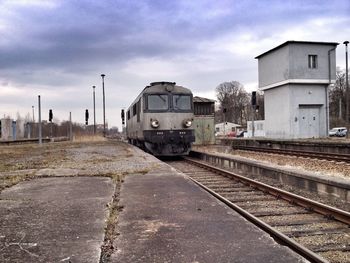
[69,112,73,141]
[101,74,106,137]
[251,91,257,138]
[223,108,226,136]
[344,41,349,137]
[32,105,35,122]
[38,95,42,145]
[93,85,96,134]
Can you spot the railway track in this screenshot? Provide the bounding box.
[168,158,350,263]
[231,146,350,163]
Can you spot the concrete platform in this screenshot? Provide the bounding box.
[0,141,311,262]
[223,137,350,154]
[111,166,307,263]
[0,177,114,262]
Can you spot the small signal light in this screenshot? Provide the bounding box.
[252,91,257,106]
[85,109,89,125]
[49,109,53,122]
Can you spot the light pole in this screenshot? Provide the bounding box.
[32,105,35,122]
[101,74,106,136]
[93,85,96,135]
[344,41,349,133]
[38,95,42,145]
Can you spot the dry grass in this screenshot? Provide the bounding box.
[0,173,37,192]
[73,135,107,142]
[0,140,150,192]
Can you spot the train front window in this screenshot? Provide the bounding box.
[173,95,191,110]
[147,94,169,110]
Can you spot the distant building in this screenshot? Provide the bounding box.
[256,41,338,139]
[215,122,241,136]
[246,120,265,137]
[193,96,215,145]
[0,118,13,140]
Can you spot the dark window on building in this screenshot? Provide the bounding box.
[308,55,317,69]
[194,103,214,116]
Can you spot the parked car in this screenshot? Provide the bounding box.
[236,130,247,138]
[329,127,347,137]
[227,131,236,137]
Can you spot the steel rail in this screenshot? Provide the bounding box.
[184,158,350,225]
[186,174,329,263]
[232,145,350,163]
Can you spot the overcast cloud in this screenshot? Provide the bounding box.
[0,0,349,128]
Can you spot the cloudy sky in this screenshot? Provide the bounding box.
[1,0,349,128]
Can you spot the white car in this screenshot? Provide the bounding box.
[329,127,347,137]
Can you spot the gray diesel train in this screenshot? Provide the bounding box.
[124,81,195,156]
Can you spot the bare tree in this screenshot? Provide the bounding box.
[329,68,347,127]
[24,113,32,123]
[256,91,265,120]
[215,81,249,124]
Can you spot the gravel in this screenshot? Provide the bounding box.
[193,145,350,212]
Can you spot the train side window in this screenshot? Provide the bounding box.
[137,99,141,122]
[133,104,137,116]
[127,110,130,120]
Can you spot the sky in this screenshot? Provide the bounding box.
[0,0,349,129]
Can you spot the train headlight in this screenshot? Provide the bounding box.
[183,119,192,128]
[150,119,160,128]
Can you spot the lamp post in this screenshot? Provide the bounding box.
[93,85,96,135]
[344,41,349,133]
[101,74,106,136]
[38,95,42,145]
[32,105,35,122]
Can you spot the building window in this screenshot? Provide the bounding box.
[194,103,214,116]
[308,55,317,69]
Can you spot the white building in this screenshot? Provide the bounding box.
[1,118,14,140]
[255,41,338,139]
[1,118,26,140]
[246,120,265,137]
[215,122,241,136]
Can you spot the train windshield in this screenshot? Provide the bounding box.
[173,95,191,110]
[147,94,169,110]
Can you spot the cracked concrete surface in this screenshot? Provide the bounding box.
[0,177,114,262]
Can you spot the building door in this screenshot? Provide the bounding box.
[299,106,320,138]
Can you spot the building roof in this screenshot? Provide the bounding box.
[193,96,216,103]
[215,122,241,127]
[255,40,339,59]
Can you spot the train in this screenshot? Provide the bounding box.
[123,81,195,156]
